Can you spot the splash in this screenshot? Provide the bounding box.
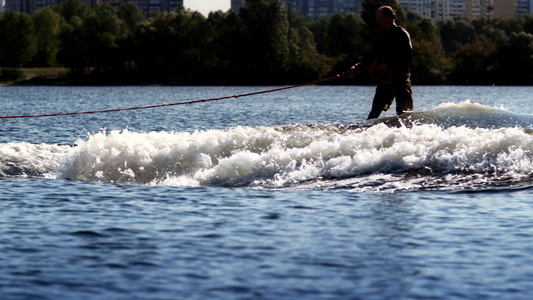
[357,100,533,130]
[0,142,70,178]
[3,101,533,191]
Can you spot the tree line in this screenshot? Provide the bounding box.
[1,0,533,85]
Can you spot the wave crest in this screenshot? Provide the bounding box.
[4,101,533,191]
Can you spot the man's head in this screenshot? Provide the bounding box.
[377,6,396,31]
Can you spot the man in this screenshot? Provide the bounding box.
[348,6,413,119]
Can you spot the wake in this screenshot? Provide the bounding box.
[3,101,533,192]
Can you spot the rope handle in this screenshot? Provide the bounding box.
[344,64,392,84]
[1,74,346,119]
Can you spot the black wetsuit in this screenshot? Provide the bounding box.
[364,26,413,119]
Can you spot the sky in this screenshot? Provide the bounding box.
[184,0,231,16]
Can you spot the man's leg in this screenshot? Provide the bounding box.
[367,84,394,120]
[395,76,413,115]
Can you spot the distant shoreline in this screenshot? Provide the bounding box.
[1,68,526,86]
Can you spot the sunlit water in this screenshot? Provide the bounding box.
[2,85,533,299]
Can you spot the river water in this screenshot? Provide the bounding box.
[1,85,533,299]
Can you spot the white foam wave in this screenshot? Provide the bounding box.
[352,100,533,133]
[51,122,533,188]
[0,142,70,178]
[3,101,533,189]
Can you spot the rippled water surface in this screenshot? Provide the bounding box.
[2,85,533,299]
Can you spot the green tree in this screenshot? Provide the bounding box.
[448,38,497,84]
[238,0,290,83]
[325,13,366,59]
[406,12,446,83]
[83,3,124,71]
[200,11,247,83]
[131,12,174,80]
[285,8,330,82]
[57,0,89,73]
[32,7,61,66]
[523,15,533,35]
[493,32,533,84]
[58,15,87,73]
[438,18,476,53]
[321,12,368,76]
[117,2,144,33]
[0,11,36,68]
[58,0,89,22]
[116,3,144,76]
[131,8,207,83]
[472,17,513,44]
[309,16,329,55]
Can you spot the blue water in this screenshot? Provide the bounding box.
[2,85,533,299]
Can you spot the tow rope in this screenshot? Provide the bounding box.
[0,73,345,119]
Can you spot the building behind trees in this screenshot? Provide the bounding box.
[230,0,532,20]
[3,0,182,16]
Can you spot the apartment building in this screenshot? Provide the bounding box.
[515,0,533,16]
[3,0,183,15]
[278,0,363,21]
[231,0,246,12]
[231,0,362,20]
[303,0,363,20]
[113,0,183,16]
[229,0,529,20]
[492,0,515,18]
[397,0,493,19]
[398,0,433,18]
[401,0,533,19]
